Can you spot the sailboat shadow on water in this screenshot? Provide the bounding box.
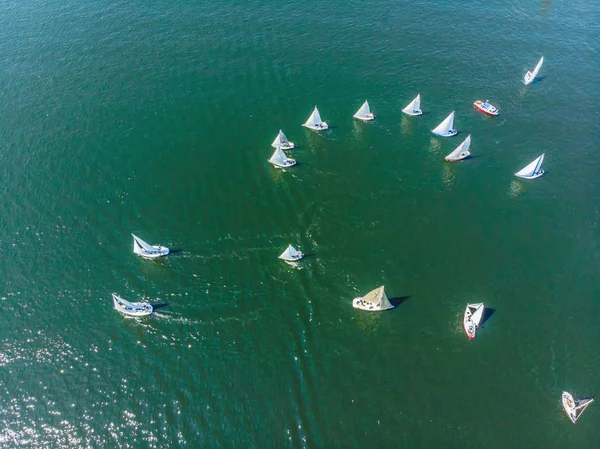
[480,307,496,327]
[389,296,411,308]
[151,302,170,311]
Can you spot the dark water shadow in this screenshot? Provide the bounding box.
[301,253,316,258]
[532,75,547,84]
[170,249,185,255]
[480,307,496,327]
[389,296,411,307]
[152,302,170,310]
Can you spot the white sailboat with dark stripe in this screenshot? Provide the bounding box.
[302,106,328,131]
[132,234,170,259]
[268,146,296,168]
[463,303,484,339]
[112,293,153,317]
[515,154,544,179]
[562,392,594,423]
[279,244,304,261]
[352,286,394,312]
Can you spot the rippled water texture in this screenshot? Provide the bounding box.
[1,0,599,446]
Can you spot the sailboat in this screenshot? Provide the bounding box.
[463,303,485,339]
[402,94,422,116]
[112,293,153,317]
[302,106,328,131]
[268,146,296,168]
[352,286,394,311]
[445,134,471,161]
[279,244,304,261]
[353,100,374,121]
[432,111,457,137]
[524,56,544,85]
[271,129,295,150]
[562,392,594,423]
[515,154,544,179]
[132,234,169,259]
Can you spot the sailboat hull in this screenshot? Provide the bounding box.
[403,110,422,116]
[303,123,329,131]
[433,129,457,137]
[352,297,394,312]
[271,142,295,150]
[445,151,470,162]
[515,169,544,180]
[268,159,296,168]
[354,113,374,122]
[113,295,153,317]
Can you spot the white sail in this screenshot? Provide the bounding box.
[352,286,394,311]
[524,56,544,85]
[269,146,288,165]
[515,154,544,179]
[112,293,153,316]
[562,392,594,423]
[304,107,321,127]
[303,106,328,130]
[445,134,471,161]
[353,100,374,121]
[279,244,303,261]
[432,111,457,137]
[132,234,155,254]
[272,130,286,147]
[402,94,422,116]
[470,303,485,326]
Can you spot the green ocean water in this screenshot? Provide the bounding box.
[1,0,599,446]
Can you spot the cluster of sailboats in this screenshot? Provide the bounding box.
[268,57,546,176]
[114,54,592,424]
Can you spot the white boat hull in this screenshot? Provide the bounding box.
[403,110,422,116]
[280,254,304,262]
[269,159,296,168]
[135,246,170,260]
[463,303,484,339]
[433,129,457,137]
[113,294,153,317]
[303,123,329,131]
[515,170,544,180]
[271,142,295,150]
[352,297,393,312]
[354,113,374,122]
[445,151,470,162]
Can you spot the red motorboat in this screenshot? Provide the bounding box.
[473,99,499,116]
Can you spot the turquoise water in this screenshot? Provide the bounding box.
[1,0,599,446]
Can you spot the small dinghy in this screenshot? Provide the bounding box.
[271,129,295,150]
[352,286,394,312]
[562,392,594,424]
[132,234,169,259]
[515,154,544,179]
[268,146,296,168]
[112,293,153,317]
[402,94,422,116]
[279,244,304,262]
[432,111,457,137]
[524,56,544,85]
[445,134,471,161]
[473,99,499,116]
[463,303,484,339]
[302,106,328,131]
[353,100,374,121]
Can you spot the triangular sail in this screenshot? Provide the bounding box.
[269,146,287,165]
[516,154,544,177]
[446,134,471,160]
[432,111,455,135]
[470,303,485,326]
[113,293,136,309]
[272,130,289,147]
[360,286,393,310]
[279,244,300,260]
[575,398,594,411]
[532,57,544,78]
[304,107,323,127]
[402,94,421,114]
[132,234,155,253]
[354,101,370,119]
